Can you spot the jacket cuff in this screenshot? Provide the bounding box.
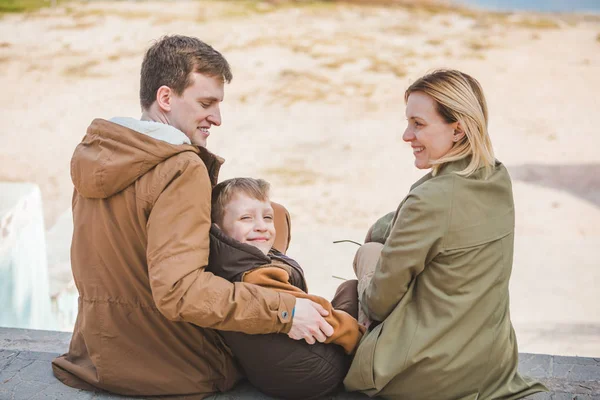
[276,292,296,334]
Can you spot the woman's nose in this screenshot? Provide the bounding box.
[402,127,414,142]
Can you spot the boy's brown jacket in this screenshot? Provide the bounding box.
[208,225,365,354]
[52,119,297,398]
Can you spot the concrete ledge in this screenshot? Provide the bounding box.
[1,328,599,399]
[0,183,54,331]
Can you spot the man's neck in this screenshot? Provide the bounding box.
[141,108,169,125]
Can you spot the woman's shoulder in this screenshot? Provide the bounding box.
[448,160,513,203]
[412,160,510,196]
[408,172,456,209]
[400,161,513,248]
[404,161,511,219]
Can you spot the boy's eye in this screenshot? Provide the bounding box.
[240,216,251,220]
[264,215,274,220]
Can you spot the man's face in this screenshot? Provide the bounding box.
[219,193,276,255]
[168,72,224,147]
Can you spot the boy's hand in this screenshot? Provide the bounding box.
[287,298,334,344]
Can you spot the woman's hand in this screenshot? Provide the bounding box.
[364,211,395,244]
[287,298,334,344]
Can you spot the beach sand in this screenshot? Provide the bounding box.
[0,0,598,356]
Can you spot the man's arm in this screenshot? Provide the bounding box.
[147,155,295,333]
[146,155,332,339]
[242,266,335,343]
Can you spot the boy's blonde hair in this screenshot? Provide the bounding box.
[405,69,495,178]
[211,178,271,225]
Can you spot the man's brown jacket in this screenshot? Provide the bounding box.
[52,118,296,398]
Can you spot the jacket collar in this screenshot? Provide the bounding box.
[110,117,191,145]
[111,117,224,187]
[410,157,473,191]
[208,224,271,282]
[71,118,225,199]
[208,224,306,288]
[198,147,224,188]
[436,156,472,176]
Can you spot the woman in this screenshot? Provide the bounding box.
[343,70,547,399]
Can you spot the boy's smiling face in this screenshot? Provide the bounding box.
[219,193,276,255]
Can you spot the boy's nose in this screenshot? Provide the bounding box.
[255,220,267,231]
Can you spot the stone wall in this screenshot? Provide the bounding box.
[1,328,598,400]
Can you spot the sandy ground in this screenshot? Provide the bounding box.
[0,0,599,356]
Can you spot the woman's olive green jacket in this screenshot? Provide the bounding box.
[344,159,547,400]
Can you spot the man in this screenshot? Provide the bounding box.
[52,35,333,398]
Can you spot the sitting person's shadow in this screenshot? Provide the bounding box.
[508,163,600,208]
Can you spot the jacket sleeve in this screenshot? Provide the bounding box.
[243,266,304,294]
[244,266,365,354]
[363,186,449,322]
[146,155,296,334]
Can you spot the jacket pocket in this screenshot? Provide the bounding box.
[348,321,385,390]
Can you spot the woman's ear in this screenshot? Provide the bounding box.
[453,122,466,142]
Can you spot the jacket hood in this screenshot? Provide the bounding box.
[208,224,305,288]
[71,118,222,199]
[208,224,272,282]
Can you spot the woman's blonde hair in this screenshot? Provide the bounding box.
[405,69,495,178]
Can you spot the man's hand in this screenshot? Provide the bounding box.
[287,298,334,344]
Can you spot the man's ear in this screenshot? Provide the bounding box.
[156,85,173,113]
[453,121,466,142]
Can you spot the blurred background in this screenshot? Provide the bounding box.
[0,0,598,357]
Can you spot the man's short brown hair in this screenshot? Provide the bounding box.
[140,35,233,110]
[212,178,271,225]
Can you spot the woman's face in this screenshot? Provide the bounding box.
[403,92,461,170]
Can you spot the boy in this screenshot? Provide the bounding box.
[208,178,363,400]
